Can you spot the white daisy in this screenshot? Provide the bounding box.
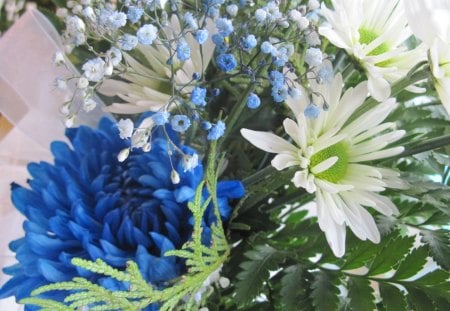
[241,74,407,257]
[405,0,450,115]
[99,16,215,114]
[319,0,426,101]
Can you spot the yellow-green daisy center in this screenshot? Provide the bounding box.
[310,141,349,183]
[358,28,390,56]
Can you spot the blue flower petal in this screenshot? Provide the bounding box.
[174,186,195,203]
[37,259,73,282]
[149,232,175,255]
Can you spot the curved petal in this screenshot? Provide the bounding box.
[241,129,298,154]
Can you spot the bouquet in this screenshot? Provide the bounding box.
[0,0,449,310]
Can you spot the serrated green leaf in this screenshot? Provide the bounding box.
[413,269,449,286]
[420,230,450,270]
[280,265,305,311]
[310,271,339,311]
[379,283,407,311]
[406,287,436,311]
[347,277,375,311]
[234,245,286,305]
[342,233,389,270]
[393,246,429,280]
[369,234,415,276]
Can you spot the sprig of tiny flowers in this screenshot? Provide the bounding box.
[53,0,334,162]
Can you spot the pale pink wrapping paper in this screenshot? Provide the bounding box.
[0,8,107,308]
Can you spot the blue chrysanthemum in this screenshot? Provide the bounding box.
[0,118,244,309]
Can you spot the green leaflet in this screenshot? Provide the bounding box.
[234,245,287,305]
[310,271,339,311]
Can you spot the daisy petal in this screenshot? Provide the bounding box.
[241,129,297,154]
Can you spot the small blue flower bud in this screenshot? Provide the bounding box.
[246,93,261,109]
[304,103,321,119]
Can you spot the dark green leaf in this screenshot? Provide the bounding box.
[406,287,436,311]
[280,265,305,311]
[234,245,286,305]
[393,247,429,280]
[420,230,450,270]
[379,283,407,311]
[310,271,339,311]
[347,277,375,311]
[369,234,414,276]
[413,269,449,286]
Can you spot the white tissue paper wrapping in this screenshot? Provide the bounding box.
[0,8,106,309]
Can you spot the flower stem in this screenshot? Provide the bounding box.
[348,67,431,124]
[243,165,276,186]
[395,134,450,158]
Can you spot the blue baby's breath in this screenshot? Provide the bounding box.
[207,121,226,140]
[269,71,285,89]
[195,29,209,45]
[216,53,237,72]
[242,34,257,51]
[137,24,158,45]
[118,34,138,51]
[215,18,234,37]
[127,6,144,24]
[191,87,207,107]
[304,102,321,118]
[176,40,191,61]
[246,93,261,109]
[152,111,170,125]
[171,114,191,132]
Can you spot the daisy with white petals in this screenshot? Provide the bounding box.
[99,16,214,114]
[319,0,426,101]
[241,74,407,257]
[405,0,450,116]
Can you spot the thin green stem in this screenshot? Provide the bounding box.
[394,134,450,159]
[243,165,276,186]
[347,68,431,125]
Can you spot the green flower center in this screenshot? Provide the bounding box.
[310,141,349,183]
[358,28,390,56]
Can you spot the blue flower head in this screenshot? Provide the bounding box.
[216,53,237,72]
[195,29,209,45]
[0,118,244,309]
[246,93,261,109]
[127,6,144,24]
[190,86,207,107]
[215,18,234,37]
[207,121,226,140]
[176,40,191,61]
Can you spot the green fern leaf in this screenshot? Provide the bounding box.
[347,277,375,311]
[234,245,286,305]
[406,287,436,311]
[393,246,429,280]
[368,234,415,276]
[280,265,306,311]
[310,271,339,311]
[379,283,407,311]
[420,230,450,270]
